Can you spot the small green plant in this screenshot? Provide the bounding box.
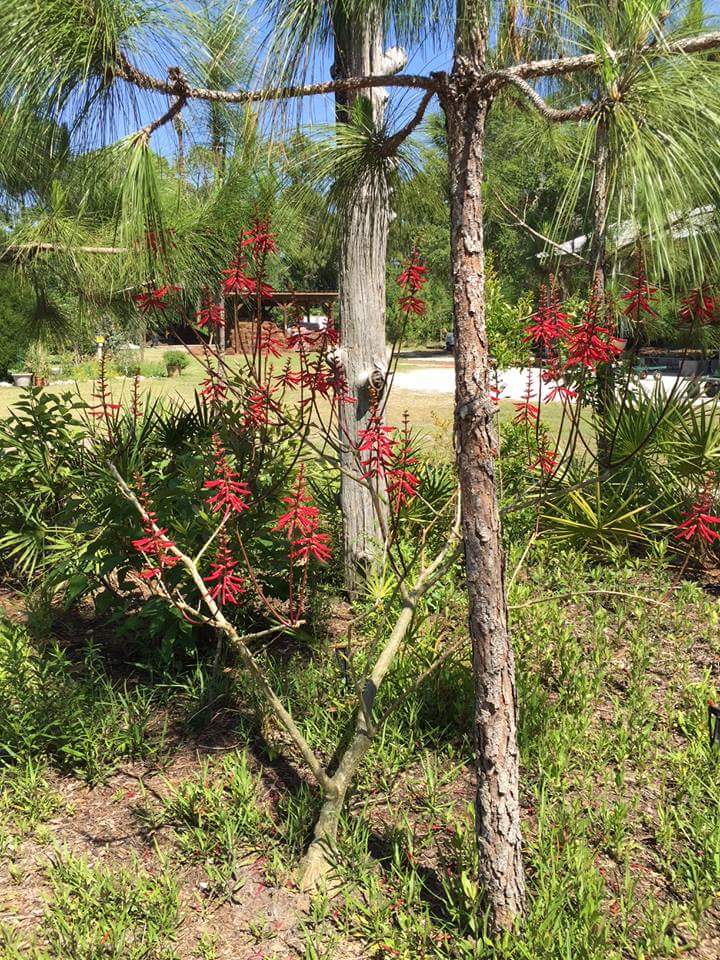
[164,350,190,376]
[41,854,179,960]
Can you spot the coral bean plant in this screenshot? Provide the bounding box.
[100,231,461,888]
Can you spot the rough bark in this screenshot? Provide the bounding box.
[334,12,405,592]
[589,116,614,469]
[443,79,526,931]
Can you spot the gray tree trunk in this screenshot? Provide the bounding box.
[442,4,526,923]
[334,13,405,592]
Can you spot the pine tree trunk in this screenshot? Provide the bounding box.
[590,116,614,469]
[334,14,399,592]
[444,87,526,932]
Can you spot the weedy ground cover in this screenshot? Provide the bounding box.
[1,549,719,959]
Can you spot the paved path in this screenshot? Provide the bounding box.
[394,363,698,402]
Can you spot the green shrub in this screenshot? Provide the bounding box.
[0,621,163,782]
[0,267,35,378]
[113,346,142,377]
[163,350,189,374]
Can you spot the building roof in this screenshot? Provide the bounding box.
[538,206,717,262]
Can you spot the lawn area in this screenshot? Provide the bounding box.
[0,347,575,450]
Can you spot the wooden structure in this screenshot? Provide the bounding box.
[225,290,338,354]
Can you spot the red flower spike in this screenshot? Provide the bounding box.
[203,436,252,516]
[206,541,245,606]
[195,291,225,330]
[621,264,658,322]
[273,467,321,539]
[222,254,257,297]
[134,285,177,317]
[565,295,622,371]
[513,369,540,425]
[524,280,572,348]
[326,358,355,405]
[398,295,426,316]
[675,491,720,546]
[199,373,227,406]
[387,411,420,511]
[357,415,396,480]
[397,249,428,294]
[532,447,558,478]
[275,361,302,390]
[290,531,332,564]
[259,326,285,358]
[244,384,280,428]
[680,286,716,327]
[130,482,179,576]
[241,217,278,257]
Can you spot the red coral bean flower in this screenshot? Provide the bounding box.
[195,292,225,330]
[675,493,720,545]
[357,415,396,480]
[532,447,559,478]
[621,266,658,322]
[565,295,622,371]
[203,436,251,516]
[398,295,426,316]
[222,254,257,297]
[524,281,572,349]
[206,542,245,606]
[241,217,278,256]
[130,486,179,576]
[513,369,540,425]
[199,372,227,406]
[680,286,716,327]
[134,284,178,317]
[259,326,285,358]
[273,466,321,539]
[397,249,428,294]
[387,412,420,511]
[290,531,332,564]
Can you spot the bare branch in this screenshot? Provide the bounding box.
[379,89,436,156]
[502,74,600,122]
[492,190,587,263]
[114,51,438,104]
[1,242,127,263]
[498,30,720,82]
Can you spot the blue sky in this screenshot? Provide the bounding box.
[131,1,454,157]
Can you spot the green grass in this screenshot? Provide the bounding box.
[1,549,717,956]
[0,347,575,453]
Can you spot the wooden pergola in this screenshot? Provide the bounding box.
[225,290,338,353]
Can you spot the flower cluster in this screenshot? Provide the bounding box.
[134,284,178,317]
[621,263,658,323]
[357,412,420,511]
[131,484,180,581]
[206,536,245,606]
[89,352,120,428]
[675,477,720,547]
[513,369,540,425]
[387,414,420,511]
[397,249,428,316]
[273,467,331,564]
[524,279,571,350]
[195,291,224,330]
[680,286,716,327]
[203,436,251,516]
[562,289,621,370]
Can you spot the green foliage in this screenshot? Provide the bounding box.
[0,621,163,782]
[163,350,189,373]
[41,854,178,960]
[0,267,35,378]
